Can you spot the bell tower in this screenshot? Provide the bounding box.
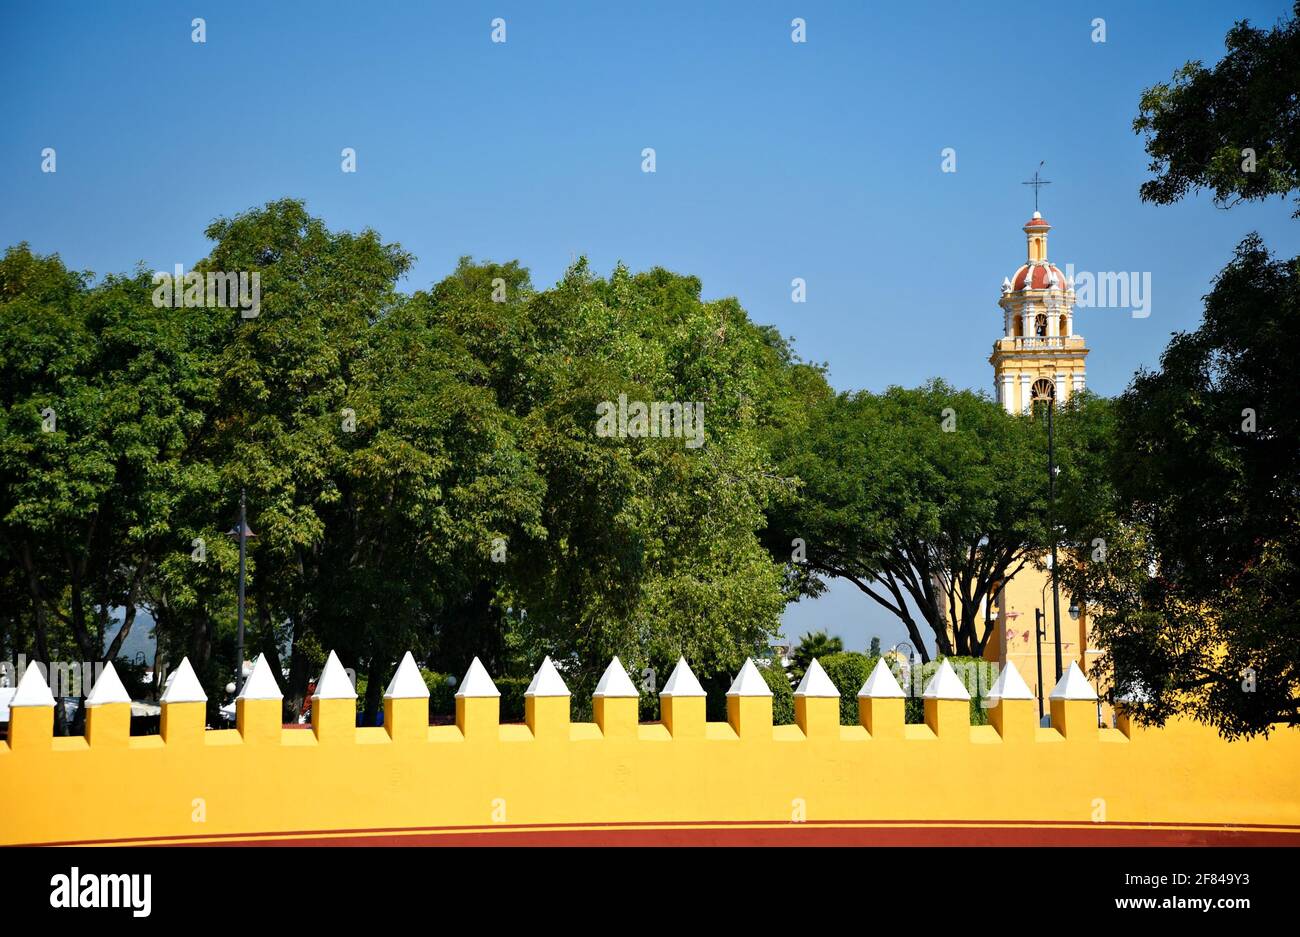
[990,212,1089,414]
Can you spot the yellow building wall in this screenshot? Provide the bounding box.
[988,559,1097,699]
[1,693,1297,845]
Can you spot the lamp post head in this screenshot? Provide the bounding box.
[226,520,257,540]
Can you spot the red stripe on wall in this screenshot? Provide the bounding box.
[24,820,1300,848]
[195,826,1300,847]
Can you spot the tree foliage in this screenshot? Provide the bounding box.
[1134,2,1300,214]
[765,381,1110,661]
[0,201,814,722]
[1060,237,1300,736]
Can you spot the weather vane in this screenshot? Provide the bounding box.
[1022,160,1052,212]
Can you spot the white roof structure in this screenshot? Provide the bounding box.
[10,661,56,708]
[85,661,132,707]
[160,657,207,704]
[593,657,639,698]
[858,658,906,698]
[660,657,706,697]
[237,654,283,700]
[726,658,773,697]
[384,651,430,699]
[1049,661,1098,701]
[524,656,571,698]
[922,659,972,700]
[455,657,500,698]
[794,659,840,698]
[312,650,356,700]
[986,660,1034,701]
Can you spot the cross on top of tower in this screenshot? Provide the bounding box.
[1022,161,1052,213]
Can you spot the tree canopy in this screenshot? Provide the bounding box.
[1134,2,1300,214]
[0,200,822,720]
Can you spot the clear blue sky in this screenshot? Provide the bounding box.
[3,1,1297,657]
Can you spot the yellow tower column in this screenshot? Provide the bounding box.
[310,650,356,744]
[986,659,1037,742]
[5,662,56,751]
[524,656,570,741]
[84,661,133,748]
[236,653,283,745]
[1049,661,1099,741]
[857,659,905,739]
[455,656,500,741]
[160,657,208,746]
[793,658,840,740]
[726,658,773,740]
[384,651,431,743]
[1113,688,1148,738]
[923,659,971,741]
[593,656,640,739]
[659,657,706,739]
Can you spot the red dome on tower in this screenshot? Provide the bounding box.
[1011,263,1069,291]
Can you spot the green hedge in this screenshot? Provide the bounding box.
[495,676,530,722]
[818,652,879,725]
[759,661,795,725]
[899,656,992,726]
[420,669,456,718]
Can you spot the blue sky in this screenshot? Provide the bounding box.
[3,1,1297,657]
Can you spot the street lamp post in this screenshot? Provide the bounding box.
[1033,608,1047,721]
[891,642,915,698]
[1047,395,1063,682]
[228,489,256,697]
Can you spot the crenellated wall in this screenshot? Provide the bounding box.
[1,654,1297,846]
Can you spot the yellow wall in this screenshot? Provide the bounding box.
[1,692,1296,845]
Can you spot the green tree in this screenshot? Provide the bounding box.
[1134,3,1300,215]
[790,630,842,683]
[768,381,1058,661]
[0,245,222,689]
[1062,237,1300,736]
[1074,5,1300,737]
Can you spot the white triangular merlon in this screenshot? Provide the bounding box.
[794,659,839,698]
[10,661,56,708]
[312,650,356,700]
[455,657,500,698]
[1049,661,1097,700]
[987,660,1034,701]
[385,651,430,700]
[161,657,207,703]
[923,659,972,700]
[726,658,773,697]
[525,656,571,697]
[593,657,639,698]
[86,661,132,706]
[858,658,905,698]
[237,653,283,700]
[660,657,705,697]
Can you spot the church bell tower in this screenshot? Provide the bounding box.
[990,212,1089,413]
